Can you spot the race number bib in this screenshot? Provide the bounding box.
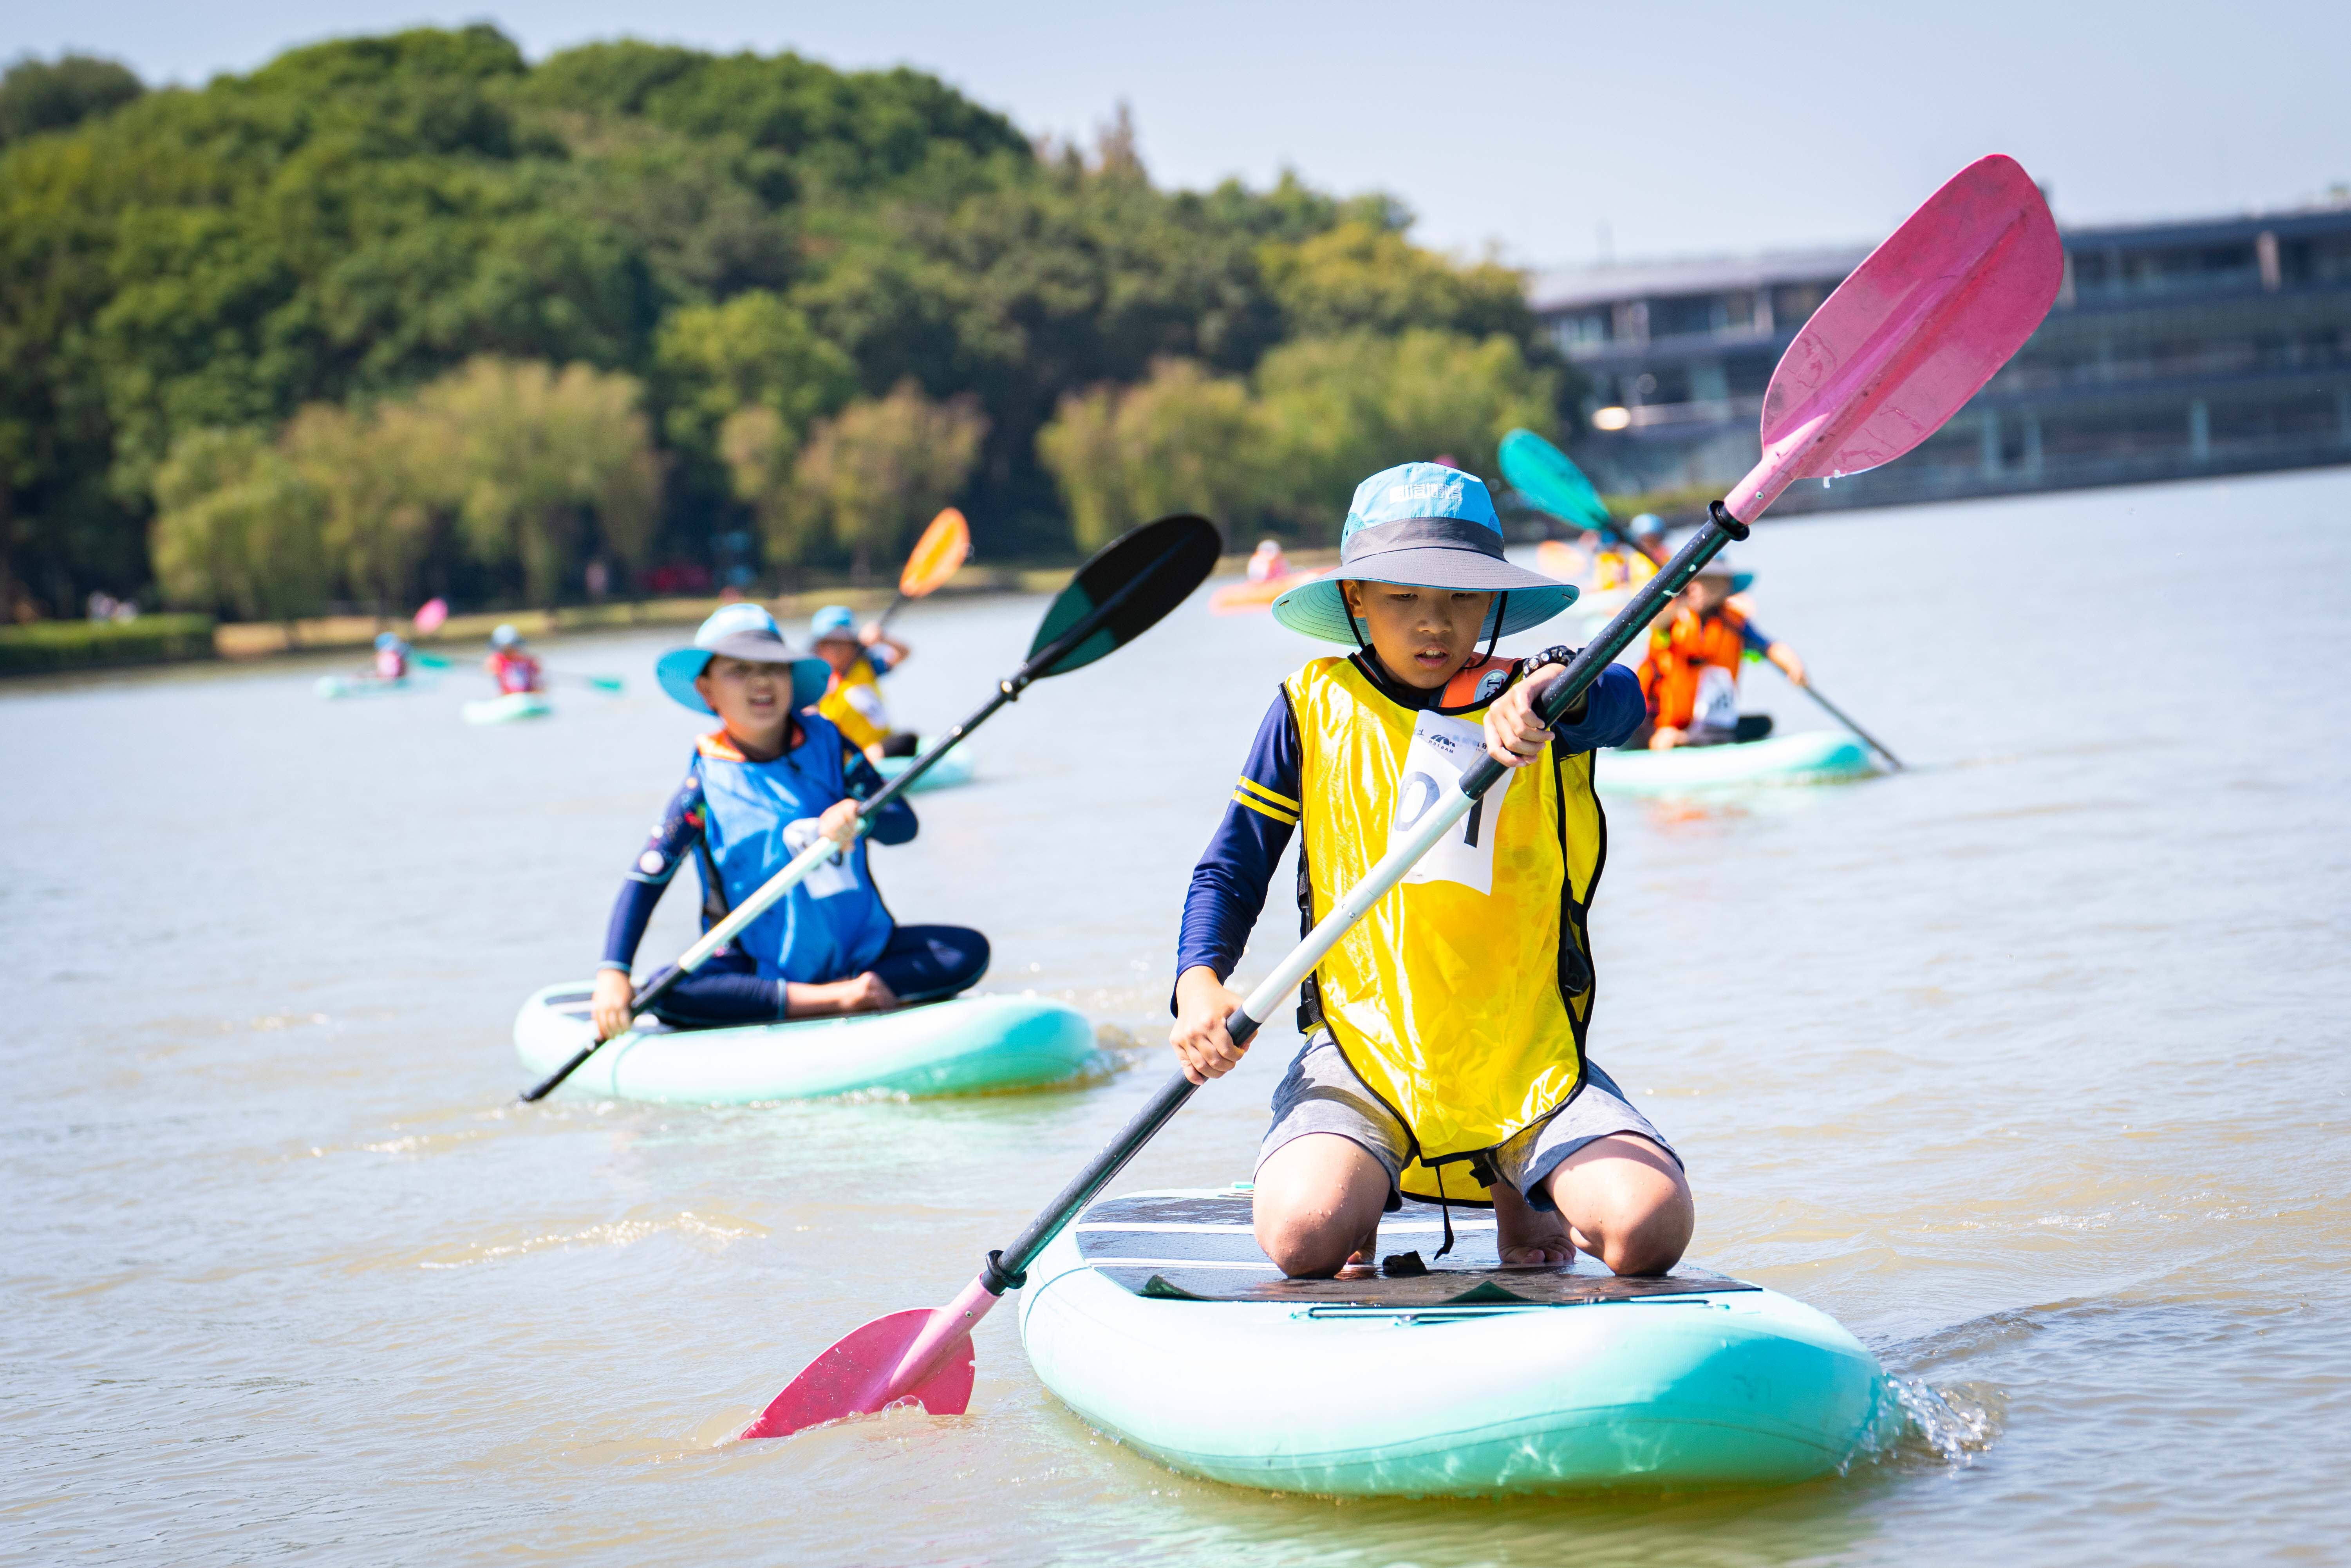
[1390,710,1509,896]
[1691,665,1739,734]
[842,682,889,728]
[781,818,861,899]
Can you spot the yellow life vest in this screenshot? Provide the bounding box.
[817,656,891,751]
[1286,654,1606,1205]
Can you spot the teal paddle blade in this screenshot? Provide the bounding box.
[1498,428,1611,532]
[1026,514,1220,678]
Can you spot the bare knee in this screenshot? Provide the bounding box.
[1544,1134,1695,1277]
[1253,1208,1359,1278]
[1592,1188,1694,1276]
[1251,1132,1388,1279]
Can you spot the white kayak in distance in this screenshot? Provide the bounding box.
[1019,1187,1888,1496]
[462,691,552,726]
[512,982,1103,1103]
[1597,731,1878,795]
[873,749,976,793]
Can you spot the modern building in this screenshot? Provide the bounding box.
[1527,203,2351,514]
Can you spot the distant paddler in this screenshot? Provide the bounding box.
[1209,538,1319,615]
[483,624,545,694]
[589,604,988,1042]
[371,631,412,681]
[809,603,915,762]
[1593,513,1668,590]
[1632,555,1808,750]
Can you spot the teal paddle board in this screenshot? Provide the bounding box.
[512,983,1102,1102]
[1019,1187,1887,1495]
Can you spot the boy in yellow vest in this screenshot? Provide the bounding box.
[1169,462,1693,1279]
[809,605,914,761]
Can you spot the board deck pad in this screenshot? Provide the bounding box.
[1075,1191,1755,1307]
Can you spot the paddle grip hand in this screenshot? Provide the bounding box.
[1482,663,1583,768]
[1170,966,1249,1084]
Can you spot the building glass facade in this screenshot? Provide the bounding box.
[1528,207,2351,514]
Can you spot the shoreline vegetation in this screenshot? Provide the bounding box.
[0,29,1592,643]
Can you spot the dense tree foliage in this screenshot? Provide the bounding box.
[0,28,1570,621]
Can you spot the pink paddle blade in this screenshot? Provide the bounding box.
[739,1278,998,1440]
[1729,154,2061,520]
[412,597,450,634]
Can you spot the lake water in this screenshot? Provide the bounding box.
[5,467,2347,1565]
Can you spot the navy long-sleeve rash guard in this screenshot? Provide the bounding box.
[1175,654,1645,990]
[600,735,916,972]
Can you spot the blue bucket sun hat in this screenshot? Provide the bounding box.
[809,604,858,643]
[656,604,831,715]
[1270,462,1579,643]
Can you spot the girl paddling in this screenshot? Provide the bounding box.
[1169,462,1691,1279]
[589,604,988,1042]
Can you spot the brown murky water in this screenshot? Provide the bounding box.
[6,468,2347,1564]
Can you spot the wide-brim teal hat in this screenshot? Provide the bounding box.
[1694,556,1755,595]
[1271,462,1578,643]
[656,604,831,715]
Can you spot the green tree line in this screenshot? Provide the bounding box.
[0,30,1572,622]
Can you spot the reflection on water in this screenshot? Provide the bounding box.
[5,468,2349,1564]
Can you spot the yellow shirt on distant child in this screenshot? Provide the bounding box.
[817,656,892,752]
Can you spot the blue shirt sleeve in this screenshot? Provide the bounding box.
[844,750,918,846]
[1175,690,1302,994]
[1550,662,1645,752]
[600,768,708,972]
[867,647,896,677]
[1740,619,1775,654]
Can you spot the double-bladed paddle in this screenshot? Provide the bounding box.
[519,513,1223,1105]
[737,154,2060,1442]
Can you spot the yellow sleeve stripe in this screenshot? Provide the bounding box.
[1235,776,1301,812]
[1231,789,1299,826]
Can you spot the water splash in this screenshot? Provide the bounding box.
[1847,1374,2003,1473]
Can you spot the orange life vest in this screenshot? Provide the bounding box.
[1639,605,1749,730]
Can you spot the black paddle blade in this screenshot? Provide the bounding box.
[1026,514,1221,678]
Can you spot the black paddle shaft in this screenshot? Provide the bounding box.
[978,504,1752,1292]
[519,525,1215,1105]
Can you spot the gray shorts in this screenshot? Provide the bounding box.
[1256,1033,1679,1213]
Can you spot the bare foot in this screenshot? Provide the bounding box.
[1492,1181,1579,1265]
[783,971,899,1018]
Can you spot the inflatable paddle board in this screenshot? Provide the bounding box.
[316,673,432,699]
[1598,731,1876,795]
[1019,1187,1886,1496]
[512,983,1102,1103]
[462,691,552,725]
[873,750,976,793]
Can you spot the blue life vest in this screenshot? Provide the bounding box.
[690,717,894,983]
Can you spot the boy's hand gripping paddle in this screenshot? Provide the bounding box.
[518,513,1221,1104]
[876,508,972,630]
[737,154,2061,1441]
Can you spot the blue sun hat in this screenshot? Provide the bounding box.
[656,603,831,715]
[1270,462,1579,643]
[809,604,858,643]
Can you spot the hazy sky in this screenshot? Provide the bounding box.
[9,0,2347,267]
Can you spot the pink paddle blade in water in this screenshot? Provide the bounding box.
[1728,154,2062,520]
[739,1279,996,1440]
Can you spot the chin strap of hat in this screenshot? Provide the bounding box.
[1482,591,1508,664]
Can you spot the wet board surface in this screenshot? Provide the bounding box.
[1073,1191,1755,1307]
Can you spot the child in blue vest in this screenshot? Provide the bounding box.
[1169,463,1693,1279]
[588,604,989,1042]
